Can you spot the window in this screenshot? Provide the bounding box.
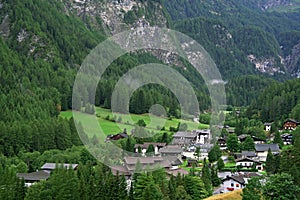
[231,183,234,187]
[236,184,239,187]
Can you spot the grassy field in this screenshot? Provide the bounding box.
[60,107,209,139]
[204,189,242,200]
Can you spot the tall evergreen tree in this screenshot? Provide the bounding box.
[241,136,255,151]
[265,148,276,175]
[273,131,283,148]
[201,158,212,196]
[227,134,240,153]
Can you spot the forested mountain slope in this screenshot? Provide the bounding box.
[247,78,300,122]
[1,0,300,157]
[163,0,300,77]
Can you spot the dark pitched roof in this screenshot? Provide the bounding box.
[159,145,183,154]
[231,175,245,184]
[281,133,293,138]
[255,144,280,152]
[41,163,78,170]
[235,157,262,164]
[106,132,128,141]
[111,165,131,176]
[224,173,260,185]
[238,134,248,140]
[166,168,189,176]
[241,151,256,157]
[264,123,272,126]
[17,170,50,181]
[173,131,197,138]
[124,157,156,165]
[285,119,300,124]
[134,142,166,149]
[192,129,211,135]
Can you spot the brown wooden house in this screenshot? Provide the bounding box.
[283,119,299,130]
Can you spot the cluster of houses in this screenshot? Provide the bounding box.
[21,119,298,190]
[109,129,213,177]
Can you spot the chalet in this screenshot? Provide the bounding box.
[172,129,211,146]
[17,163,78,187]
[111,156,183,175]
[184,144,213,159]
[134,142,166,155]
[255,144,280,161]
[283,119,299,130]
[193,129,211,144]
[222,173,260,193]
[17,170,50,187]
[106,132,128,141]
[241,151,256,158]
[124,156,164,173]
[238,135,264,144]
[217,137,227,150]
[159,145,183,157]
[235,157,263,171]
[281,133,293,145]
[264,123,272,131]
[172,131,197,146]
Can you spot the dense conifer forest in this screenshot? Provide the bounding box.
[1,0,300,199]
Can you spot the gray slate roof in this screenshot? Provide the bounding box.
[41,163,78,170]
[159,145,183,154]
[173,131,197,138]
[17,170,50,181]
[255,144,280,152]
[225,173,260,185]
[242,151,256,157]
[134,142,166,149]
[235,157,262,164]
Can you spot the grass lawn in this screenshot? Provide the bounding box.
[60,107,209,140]
[204,189,242,200]
[225,162,236,168]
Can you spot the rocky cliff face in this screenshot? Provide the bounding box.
[63,0,168,35]
[257,0,294,10]
[284,42,300,77]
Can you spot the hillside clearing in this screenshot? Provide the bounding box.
[204,189,242,200]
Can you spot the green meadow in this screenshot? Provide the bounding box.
[60,107,209,140]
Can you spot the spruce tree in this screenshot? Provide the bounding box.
[201,158,212,195]
[265,148,275,174]
[217,158,225,171]
[211,166,221,187]
[273,131,283,148]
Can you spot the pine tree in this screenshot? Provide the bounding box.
[242,177,263,200]
[241,136,255,151]
[208,145,222,163]
[227,134,240,153]
[265,148,275,174]
[168,176,176,200]
[184,176,209,199]
[217,158,225,170]
[211,166,221,187]
[273,131,283,148]
[201,158,212,196]
[175,185,191,200]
